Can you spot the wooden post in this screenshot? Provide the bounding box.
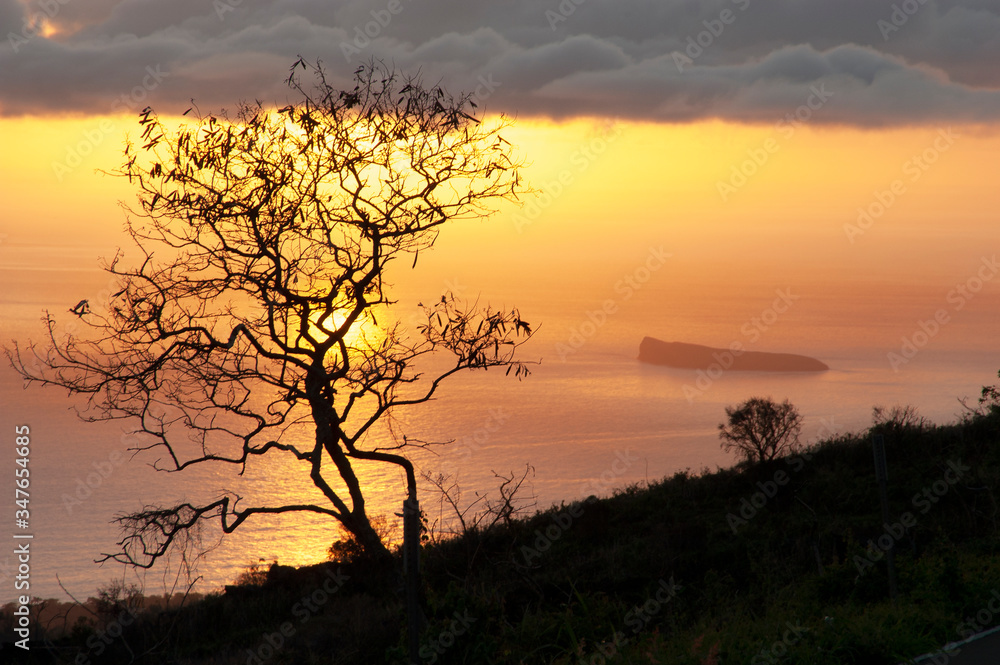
[872,433,898,601]
[403,497,422,664]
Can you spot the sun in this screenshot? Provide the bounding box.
[288,300,385,361]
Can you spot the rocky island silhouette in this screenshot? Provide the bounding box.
[638,337,829,372]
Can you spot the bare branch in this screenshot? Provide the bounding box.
[8,58,532,568]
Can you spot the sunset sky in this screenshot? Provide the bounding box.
[2,0,1000,606]
[2,0,999,273]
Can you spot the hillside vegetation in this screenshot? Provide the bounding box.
[5,387,1000,664]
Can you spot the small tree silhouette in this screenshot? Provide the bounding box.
[718,396,802,465]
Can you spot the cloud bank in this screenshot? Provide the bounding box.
[2,0,999,125]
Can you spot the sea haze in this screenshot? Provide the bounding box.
[1,242,998,603]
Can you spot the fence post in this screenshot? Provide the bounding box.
[403,497,423,663]
[872,433,898,601]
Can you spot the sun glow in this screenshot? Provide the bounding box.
[294,305,382,355]
[3,114,999,291]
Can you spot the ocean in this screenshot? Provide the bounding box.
[1,242,998,603]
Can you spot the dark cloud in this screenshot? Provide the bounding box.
[1,0,998,125]
[0,0,25,34]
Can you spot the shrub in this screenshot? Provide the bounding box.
[719,396,802,465]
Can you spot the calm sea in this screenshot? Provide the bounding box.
[1,243,998,603]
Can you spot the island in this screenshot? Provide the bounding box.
[638,337,829,372]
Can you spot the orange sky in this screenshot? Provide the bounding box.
[1,115,997,291]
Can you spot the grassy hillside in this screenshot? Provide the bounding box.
[5,394,1000,664]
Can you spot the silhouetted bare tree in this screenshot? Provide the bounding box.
[8,59,532,566]
[719,396,802,464]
